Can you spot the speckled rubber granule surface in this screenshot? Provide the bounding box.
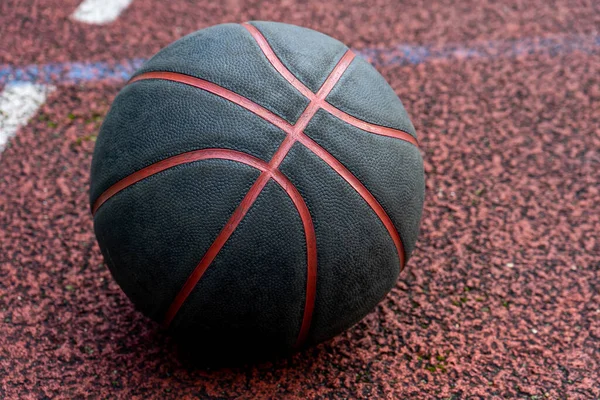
[0,0,599,398]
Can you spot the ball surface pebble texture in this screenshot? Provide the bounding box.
[90,21,424,359]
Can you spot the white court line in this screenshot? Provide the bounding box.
[0,83,55,154]
[71,0,133,24]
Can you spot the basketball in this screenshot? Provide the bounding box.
[90,21,424,357]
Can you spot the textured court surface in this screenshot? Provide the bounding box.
[1,1,599,399]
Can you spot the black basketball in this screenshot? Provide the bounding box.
[90,21,424,357]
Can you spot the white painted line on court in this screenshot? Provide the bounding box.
[0,83,55,154]
[71,0,133,24]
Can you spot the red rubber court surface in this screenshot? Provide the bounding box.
[1,0,599,399]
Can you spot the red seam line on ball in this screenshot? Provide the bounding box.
[164,172,271,327]
[165,52,352,343]
[320,102,419,146]
[92,149,270,215]
[111,52,399,343]
[242,22,314,99]
[297,134,406,269]
[90,149,251,215]
[270,151,318,347]
[128,72,292,133]
[242,22,418,146]
[91,147,316,331]
[285,51,355,346]
[239,28,407,267]
[287,51,355,141]
[160,145,317,332]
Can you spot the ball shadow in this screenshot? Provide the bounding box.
[101,304,339,373]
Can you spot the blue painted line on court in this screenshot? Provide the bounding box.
[358,34,600,67]
[1,34,598,87]
[0,59,146,87]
